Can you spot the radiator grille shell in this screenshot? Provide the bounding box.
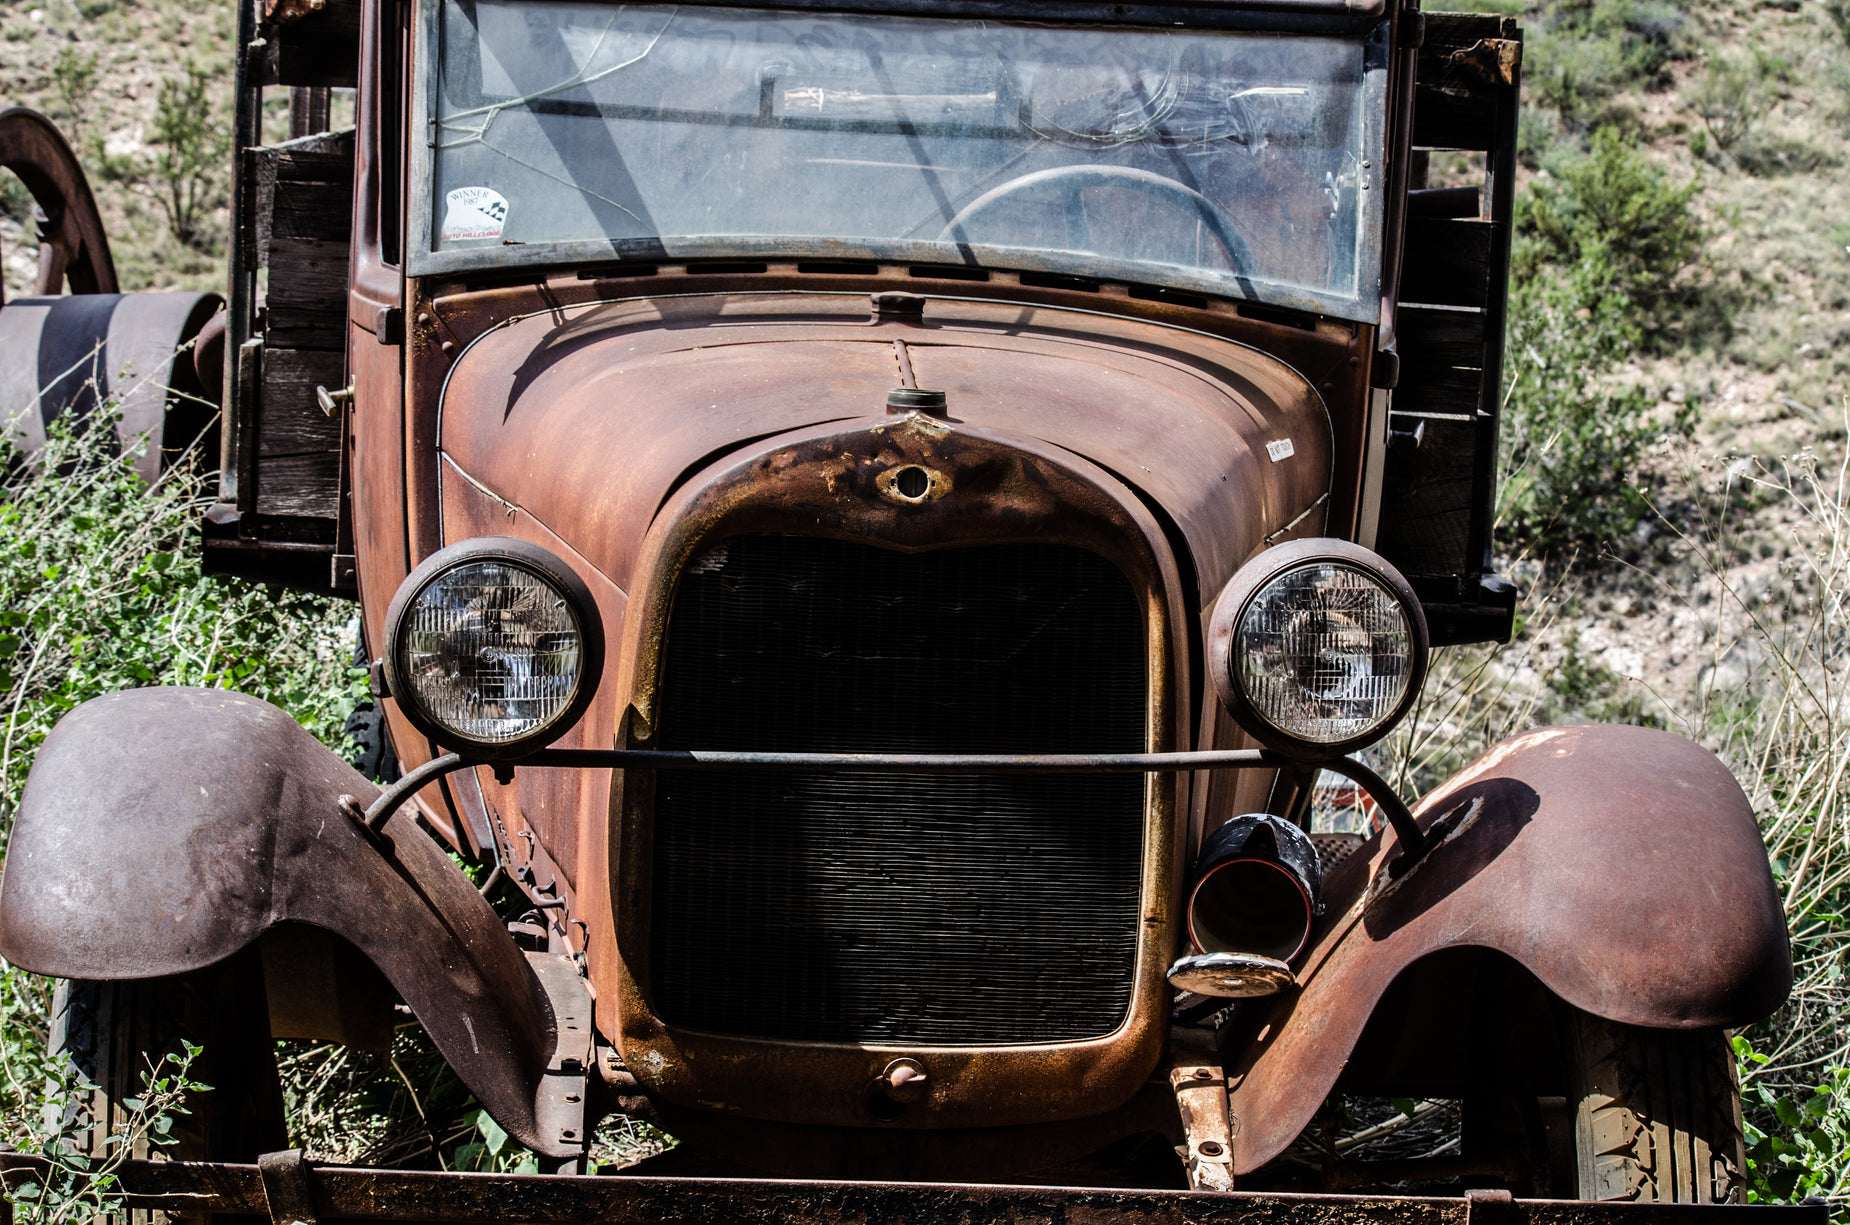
[648,535,1148,1046]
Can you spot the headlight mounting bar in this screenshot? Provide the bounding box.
[359,746,1431,870]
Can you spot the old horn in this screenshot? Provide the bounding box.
[1185,814,1322,964]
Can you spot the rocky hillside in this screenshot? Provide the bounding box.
[1414,0,1850,766]
[1,0,244,293]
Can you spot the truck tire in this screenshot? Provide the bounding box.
[343,636,400,784]
[50,951,286,1222]
[343,697,400,784]
[1570,1009,1745,1203]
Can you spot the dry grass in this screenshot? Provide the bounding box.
[1673,440,1850,1085]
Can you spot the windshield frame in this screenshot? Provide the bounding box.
[406,0,1391,322]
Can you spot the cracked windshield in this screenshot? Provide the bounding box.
[425,2,1382,316]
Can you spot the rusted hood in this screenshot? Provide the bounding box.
[435,293,1330,600]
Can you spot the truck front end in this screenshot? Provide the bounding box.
[0,0,1797,1207]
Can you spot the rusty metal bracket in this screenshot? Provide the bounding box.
[1449,38,1522,87]
[257,1149,318,1225]
[263,0,326,23]
[1170,1065,1235,1191]
[364,752,472,832]
[1465,1189,1514,1225]
[528,952,595,1173]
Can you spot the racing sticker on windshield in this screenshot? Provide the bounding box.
[441,187,509,243]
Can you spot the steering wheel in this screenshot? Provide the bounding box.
[935,164,1254,273]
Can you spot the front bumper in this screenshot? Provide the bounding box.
[0,1150,1823,1224]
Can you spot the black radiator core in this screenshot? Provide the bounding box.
[649,535,1148,1046]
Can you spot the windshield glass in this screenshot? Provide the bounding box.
[414,2,1386,319]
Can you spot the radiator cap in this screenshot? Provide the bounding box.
[887,387,947,415]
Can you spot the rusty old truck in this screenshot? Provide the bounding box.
[0,0,1802,1217]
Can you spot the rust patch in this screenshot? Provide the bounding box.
[874,462,950,504]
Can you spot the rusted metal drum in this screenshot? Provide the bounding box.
[0,291,223,481]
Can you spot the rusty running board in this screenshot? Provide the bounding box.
[0,1153,1822,1225]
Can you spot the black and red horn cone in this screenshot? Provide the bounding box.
[1186,814,1323,964]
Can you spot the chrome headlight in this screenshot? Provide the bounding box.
[1208,539,1428,757]
[382,538,604,758]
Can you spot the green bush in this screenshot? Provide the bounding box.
[1500,256,1687,551]
[0,424,357,846]
[1737,1038,1850,1206]
[1826,0,1850,48]
[1689,53,1778,162]
[1518,127,1702,313]
[51,48,98,148]
[149,64,230,249]
[1523,0,1696,130]
[7,1035,207,1225]
[1500,128,1702,554]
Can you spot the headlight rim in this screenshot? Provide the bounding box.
[1208,538,1429,759]
[382,536,606,761]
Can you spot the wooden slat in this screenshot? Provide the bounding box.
[253,137,354,263]
[265,237,349,349]
[255,452,343,518]
[246,132,349,528]
[269,147,352,184]
[1397,363,1483,416]
[1424,11,1513,49]
[258,348,343,457]
[1399,218,1493,309]
[1388,12,1518,609]
[1399,302,1487,417]
[1399,304,1487,368]
[1412,15,1518,152]
[259,136,352,351]
[264,235,348,306]
[1374,416,1480,578]
[1417,15,1518,95]
[272,178,352,244]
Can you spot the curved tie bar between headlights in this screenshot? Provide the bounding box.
[360,747,1428,867]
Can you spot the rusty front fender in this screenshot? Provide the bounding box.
[0,687,580,1160]
[1228,723,1790,1175]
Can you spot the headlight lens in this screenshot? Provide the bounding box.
[1209,540,1428,756]
[385,540,602,756]
[1237,562,1415,744]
